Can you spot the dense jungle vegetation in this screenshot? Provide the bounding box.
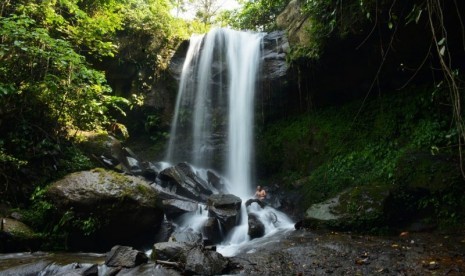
[1,0,465,241]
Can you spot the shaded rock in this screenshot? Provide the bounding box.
[245,198,266,209]
[248,213,265,239]
[8,212,23,221]
[153,220,175,243]
[169,228,203,245]
[83,264,99,276]
[0,261,97,276]
[159,163,213,202]
[207,170,225,192]
[184,247,228,276]
[117,263,181,276]
[0,218,40,252]
[151,242,192,261]
[139,161,164,180]
[262,31,289,79]
[105,245,148,268]
[395,152,462,192]
[207,194,242,234]
[162,199,198,220]
[151,183,200,202]
[203,217,222,244]
[208,194,242,209]
[0,260,51,276]
[78,133,149,176]
[45,169,163,250]
[125,156,142,175]
[302,186,389,230]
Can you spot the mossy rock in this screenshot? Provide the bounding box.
[302,185,390,231]
[0,218,42,252]
[394,151,462,192]
[45,169,163,250]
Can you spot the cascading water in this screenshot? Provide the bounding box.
[165,27,294,256]
[166,28,261,198]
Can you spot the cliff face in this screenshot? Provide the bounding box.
[168,31,307,126]
[276,0,312,47]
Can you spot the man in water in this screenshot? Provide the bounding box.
[254,186,266,201]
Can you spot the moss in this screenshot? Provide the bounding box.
[259,86,465,229]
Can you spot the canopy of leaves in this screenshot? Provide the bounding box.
[219,0,290,31]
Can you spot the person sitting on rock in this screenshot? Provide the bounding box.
[254,186,266,201]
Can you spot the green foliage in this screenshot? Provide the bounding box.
[219,0,290,31]
[257,86,457,208]
[0,1,132,204]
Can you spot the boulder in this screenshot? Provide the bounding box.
[139,161,165,181]
[169,229,203,245]
[302,186,390,231]
[151,241,192,261]
[0,261,97,276]
[247,213,265,239]
[202,217,222,244]
[245,198,266,209]
[184,247,228,275]
[159,163,213,202]
[207,194,242,234]
[162,199,198,220]
[105,245,148,268]
[207,194,242,209]
[0,218,40,252]
[45,169,163,250]
[117,263,182,276]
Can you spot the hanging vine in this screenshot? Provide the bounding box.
[426,0,465,178]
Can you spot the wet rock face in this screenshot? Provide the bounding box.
[105,245,148,268]
[207,194,242,234]
[169,33,288,82]
[261,31,289,80]
[162,199,198,220]
[203,217,222,244]
[248,213,265,239]
[45,169,163,250]
[159,162,213,202]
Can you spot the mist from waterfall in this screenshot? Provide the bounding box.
[166,28,263,198]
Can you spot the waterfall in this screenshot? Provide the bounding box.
[165,28,294,256]
[166,28,264,198]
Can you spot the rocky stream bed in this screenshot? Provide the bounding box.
[1,228,464,275]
